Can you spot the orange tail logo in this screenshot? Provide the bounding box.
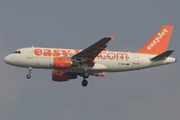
[136,26,174,55]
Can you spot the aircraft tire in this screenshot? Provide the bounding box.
[27,74,31,79]
[82,80,88,87]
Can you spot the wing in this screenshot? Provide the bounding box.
[72,35,115,62]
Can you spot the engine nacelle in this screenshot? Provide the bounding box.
[54,57,72,69]
[52,70,77,82]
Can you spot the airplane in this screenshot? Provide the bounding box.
[4,25,177,87]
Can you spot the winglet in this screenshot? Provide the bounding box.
[109,35,115,40]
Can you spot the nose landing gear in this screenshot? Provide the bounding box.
[26,67,32,79]
[27,74,31,79]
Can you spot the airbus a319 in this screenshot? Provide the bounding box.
[4,26,176,87]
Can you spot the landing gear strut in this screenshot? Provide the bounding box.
[26,67,32,79]
[83,72,89,78]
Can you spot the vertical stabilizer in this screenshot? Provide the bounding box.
[136,26,174,55]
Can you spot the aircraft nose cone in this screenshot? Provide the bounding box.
[4,55,11,64]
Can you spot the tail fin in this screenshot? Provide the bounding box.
[136,26,174,55]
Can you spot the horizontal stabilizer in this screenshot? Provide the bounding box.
[151,50,174,60]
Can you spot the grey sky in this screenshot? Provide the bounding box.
[0,0,180,120]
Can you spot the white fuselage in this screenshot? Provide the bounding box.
[4,47,176,73]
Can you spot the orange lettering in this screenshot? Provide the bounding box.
[117,53,128,61]
[34,49,128,61]
[99,52,107,59]
[61,50,71,57]
[107,53,116,60]
[75,49,80,54]
[43,49,52,56]
[69,53,74,56]
[53,50,60,57]
[34,49,42,56]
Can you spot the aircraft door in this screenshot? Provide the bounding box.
[133,53,139,64]
[27,47,33,58]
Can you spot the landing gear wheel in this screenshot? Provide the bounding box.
[26,67,32,79]
[82,80,88,87]
[27,74,31,79]
[83,72,89,78]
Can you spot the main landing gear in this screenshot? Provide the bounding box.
[26,67,32,79]
[82,79,88,87]
[82,72,89,87]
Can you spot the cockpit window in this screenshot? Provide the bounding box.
[14,51,21,54]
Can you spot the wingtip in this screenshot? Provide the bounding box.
[109,35,115,40]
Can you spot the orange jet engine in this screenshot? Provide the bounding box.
[52,70,77,82]
[54,58,72,69]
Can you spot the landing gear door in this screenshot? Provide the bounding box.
[27,47,33,58]
[133,53,139,64]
